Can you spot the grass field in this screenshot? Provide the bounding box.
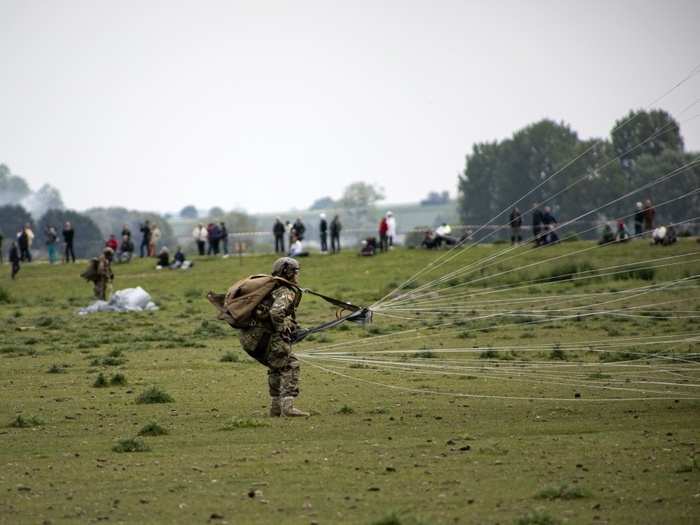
[1,241,699,524]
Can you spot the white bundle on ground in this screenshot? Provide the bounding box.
[78,287,158,315]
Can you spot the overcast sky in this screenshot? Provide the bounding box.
[1,0,699,214]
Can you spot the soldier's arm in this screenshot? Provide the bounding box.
[269,289,296,334]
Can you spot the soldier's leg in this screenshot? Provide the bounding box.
[267,337,308,417]
[267,369,282,416]
[94,279,105,300]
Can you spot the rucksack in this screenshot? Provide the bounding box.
[207,274,301,329]
[80,258,100,282]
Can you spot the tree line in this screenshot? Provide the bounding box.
[457,110,699,230]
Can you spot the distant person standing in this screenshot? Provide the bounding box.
[9,241,20,279]
[378,216,389,252]
[192,223,207,255]
[0,229,4,264]
[386,212,396,247]
[273,217,285,253]
[207,223,221,255]
[45,226,59,264]
[292,218,306,241]
[149,224,161,256]
[330,215,342,254]
[643,199,655,233]
[285,220,293,247]
[220,222,229,255]
[319,213,328,253]
[532,204,544,246]
[62,221,76,263]
[542,206,559,245]
[121,223,132,240]
[24,223,35,260]
[509,207,522,245]
[17,226,31,262]
[633,202,644,236]
[139,220,151,258]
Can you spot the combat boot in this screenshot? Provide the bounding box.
[269,397,281,417]
[280,397,309,417]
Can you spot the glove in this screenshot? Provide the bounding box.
[291,328,309,344]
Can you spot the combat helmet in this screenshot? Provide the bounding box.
[271,257,300,279]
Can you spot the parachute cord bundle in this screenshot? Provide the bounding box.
[298,62,700,402]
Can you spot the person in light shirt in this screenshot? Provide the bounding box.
[434,222,455,247]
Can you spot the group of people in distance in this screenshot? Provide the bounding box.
[3,222,77,279]
[361,211,398,256]
[273,214,343,258]
[191,222,229,256]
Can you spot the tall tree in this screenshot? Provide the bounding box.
[611,109,683,167]
[0,204,33,240]
[0,164,31,205]
[339,182,385,227]
[180,205,198,219]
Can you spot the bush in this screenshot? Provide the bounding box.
[338,405,355,414]
[549,345,567,360]
[138,422,168,436]
[109,373,127,386]
[479,349,498,359]
[516,512,560,525]
[112,438,150,453]
[535,483,588,500]
[221,417,267,430]
[136,386,174,404]
[47,364,66,374]
[220,351,240,363]
[614,266,656,281]
[9,415,44,428]
[93,373,108,388]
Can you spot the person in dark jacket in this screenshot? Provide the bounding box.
[273,218,286,253]
[9,241,20,279]
[633,202,644,236]
[121,224,132,240]
[220,222,229,255]
[542,206,559,245]
[207,223,221,255]
[17,227,31,262]
[292,218,306,241]
[156,247,170,268]
[63,221,76,262]
[139,220,151,258]
[532,204,544,246]
[509,207,522,245]
[330,215,342,254]
[319,213,328,253]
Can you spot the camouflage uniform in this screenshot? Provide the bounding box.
[94,253,114,300]
[239,286,301,399]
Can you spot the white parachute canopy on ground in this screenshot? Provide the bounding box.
[78,287,158,315]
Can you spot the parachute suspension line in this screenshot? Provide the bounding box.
[378,165,700,309]
[380,250,700,311]
[305,275,699,354]
[372,62,700,308]
[300,358,700,403]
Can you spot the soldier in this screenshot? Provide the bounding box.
[91,247,115,300]
[238,257,309,417]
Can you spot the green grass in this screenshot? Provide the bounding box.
[0,242,698,524]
